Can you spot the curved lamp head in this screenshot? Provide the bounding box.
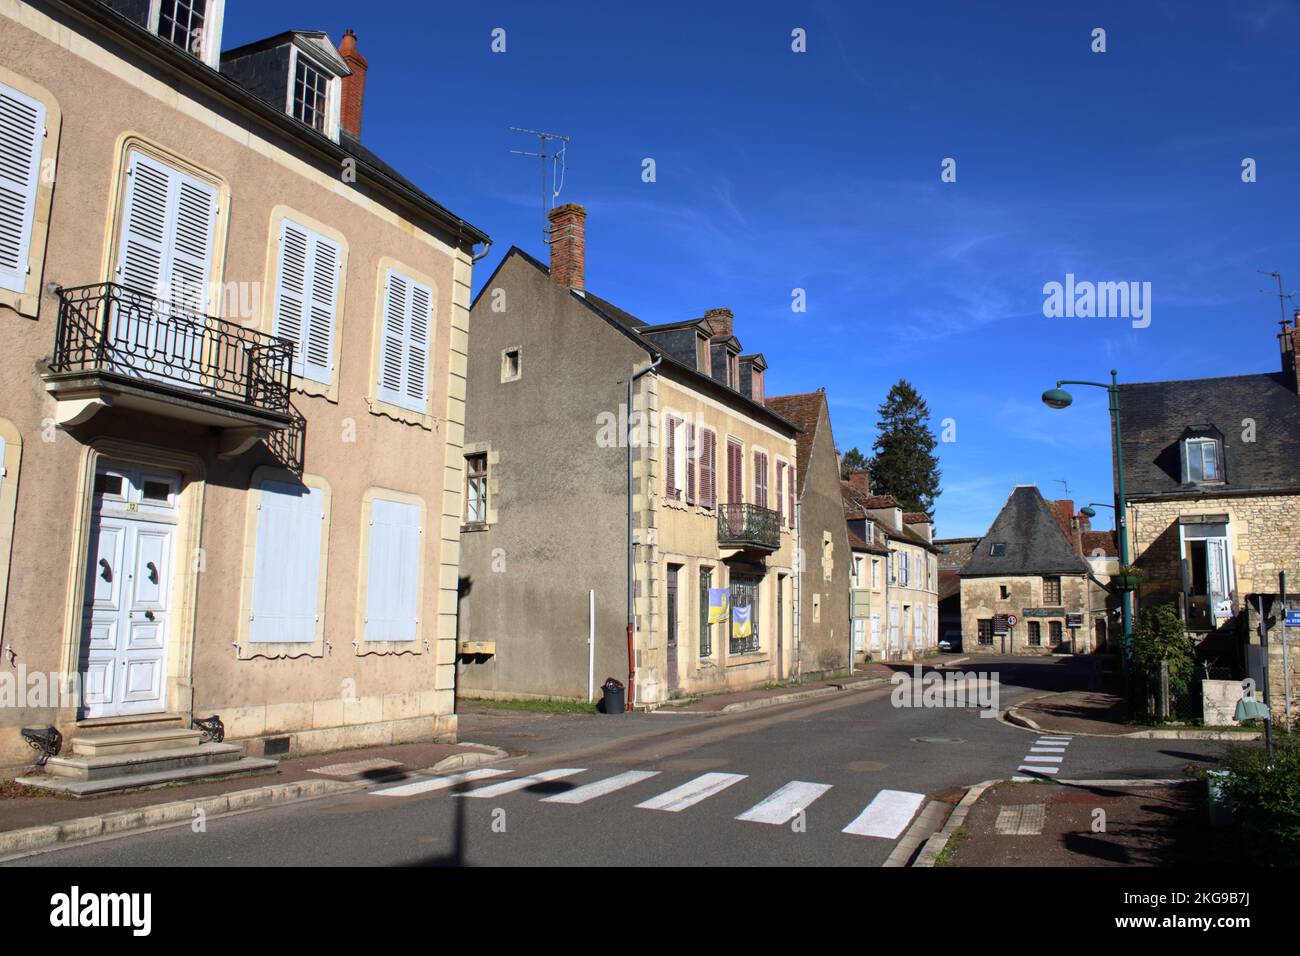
[1080,506,1097,519]
[1041,387,1073,410]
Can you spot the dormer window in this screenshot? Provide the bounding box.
[291,52,332,133]
[727,351,739,389]
[989,542,1007,557]
[145,0,223,67]
[1179,426,1225,485]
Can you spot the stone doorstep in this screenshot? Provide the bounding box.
[0,744,509,857]
[71,726,206,757]
[14,755,279,797]
[42,742,244,781]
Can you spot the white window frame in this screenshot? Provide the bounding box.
[148,0,226,68]
[286,45,342,141]
[1183,437,1221,483]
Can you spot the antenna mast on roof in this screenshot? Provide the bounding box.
[508,127,571,247]
[1258,270,1295,330]
[1054,478,1071,497]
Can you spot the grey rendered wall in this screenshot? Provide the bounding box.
[800,399,853,675]
[457,254,649,699]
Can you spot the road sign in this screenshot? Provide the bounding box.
[1006,614,1019,628]
[1066,612,1083,628]
[1286,610,1300,627]
[993,614,1010,634]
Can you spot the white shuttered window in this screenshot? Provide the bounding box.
[377,269,433,413]
[274,219,340,384]
[249,480,325,644]
[115,149,217,313]
[365,497,421,642]
[0,83,46,294]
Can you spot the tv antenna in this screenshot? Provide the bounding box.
[509,127,571,247]
[1054,478,1072,497]
[1258,270,1296,329]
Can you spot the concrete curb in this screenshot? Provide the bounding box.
[913,779,1001,867]
[0,744,510,859]
[1001,700,1261,741]
[718,677,887,714]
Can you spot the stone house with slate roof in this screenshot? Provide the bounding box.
[458,204,799,706]
[1120,314,1300,722]
[960,485,1095,655]
[766,390,851,676]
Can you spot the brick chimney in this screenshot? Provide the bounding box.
[848,470,871,492]
[547,203,586,290]
[705,308,733,338]
[338,29,368,140]
[1282,308,1300,393]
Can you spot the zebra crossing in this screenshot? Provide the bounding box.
[1013,735,1072,779]
[371,764,928,840]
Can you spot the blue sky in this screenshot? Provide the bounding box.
[227,1,1300,536]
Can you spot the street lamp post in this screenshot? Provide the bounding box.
[1042,370,1134,666]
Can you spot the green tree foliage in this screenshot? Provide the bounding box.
[1132,603,1196,698]
[868,380,941,513]
[839,446,869,481]
[1221,732,1300,865]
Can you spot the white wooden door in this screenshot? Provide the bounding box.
[79,466,179,718]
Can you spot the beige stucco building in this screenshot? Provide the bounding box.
[0,1,487,779]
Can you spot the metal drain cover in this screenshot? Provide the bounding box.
[911,736,965,744]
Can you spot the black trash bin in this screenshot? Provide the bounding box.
[601,678,625,715]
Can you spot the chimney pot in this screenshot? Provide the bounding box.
[338,29,368,140]
[547,203,586,290]
[848,470,871,492]
[704,308,733,338]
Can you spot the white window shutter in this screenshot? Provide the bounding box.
[378,269,432,413]
[365,498,420,642]
[0,83,44,295]
[249,480,324,644]
[274,219,338,384]
[115,150,216,315]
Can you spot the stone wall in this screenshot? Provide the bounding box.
[960,574,1092,655]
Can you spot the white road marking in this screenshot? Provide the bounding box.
[540,770,661,804]
[1030,747,1067,753]
[372,767,508,798]
[1038,737,1072,743]
[842,789,927,839]
[636,772,748,812]
[1021,755,1063,763]
[736,781,833,825]
[1018,765,1059,775]
[456,768,585,798]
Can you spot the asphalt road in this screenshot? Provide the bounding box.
[7,657,1230,867]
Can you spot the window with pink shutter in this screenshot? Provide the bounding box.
[754,451,768,508]
[776,461,785,523]
[664,414,678,500]
[685,422,696,505]
[707,431,717,509]
[787,466,796,528]
[727,439,743,504]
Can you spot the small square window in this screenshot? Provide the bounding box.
[999,585,1010,600]
[141,480,172,503]
[501,348,521,383]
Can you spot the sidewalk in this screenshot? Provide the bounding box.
[0,739,506,855]
[928,778,1237,867]
[665,656,962,714]
[1008,690,1262,740]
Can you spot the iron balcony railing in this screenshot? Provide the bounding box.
[717,502,781,551]
[51,283,294,416]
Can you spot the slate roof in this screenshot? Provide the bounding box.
[960,486,1091,578]
[765,392,827,494]
[841,484,938,551]
[1118,372,1300,497]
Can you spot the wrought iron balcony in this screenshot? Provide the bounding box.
[717,502,781,551]
[48,282,295,421]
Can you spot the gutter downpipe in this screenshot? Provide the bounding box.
[795,500,802,678]
[627,355,662,708]
[472,240,494,263]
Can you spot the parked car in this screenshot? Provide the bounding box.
[938,630,963,652]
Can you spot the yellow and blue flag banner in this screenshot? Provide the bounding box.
[732,604,752,639]
[708,588,730,624]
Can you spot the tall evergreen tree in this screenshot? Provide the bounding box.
[868,380,941,513]
[839,446,869,480]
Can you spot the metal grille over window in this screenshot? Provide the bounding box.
[699,567,712,658]
[1043,576,1061,605]
[729,575,760,656]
